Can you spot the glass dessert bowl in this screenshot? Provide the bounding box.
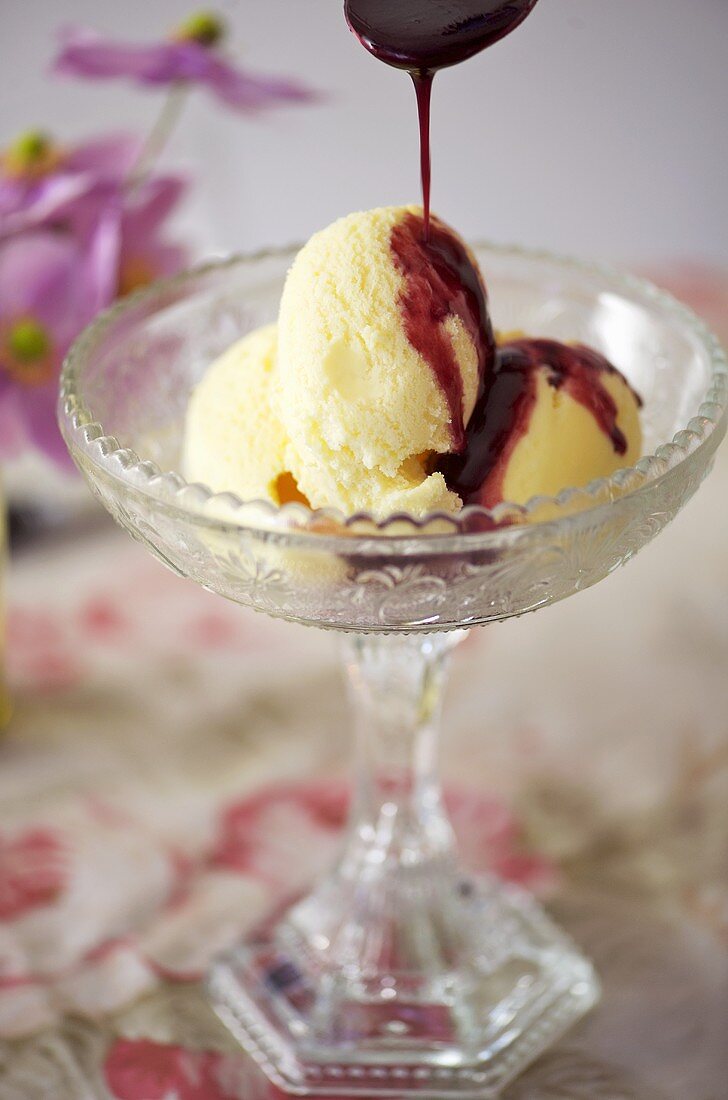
[59,245,727,1097]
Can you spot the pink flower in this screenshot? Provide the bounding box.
[0,223,115,464]
[0,130,139,237]
[53,16,319,113]
[0,171,188,464]
[116,173,187,295]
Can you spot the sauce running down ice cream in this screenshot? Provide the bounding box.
[388,211,642,509]
[438,338,644,508]
[390,210,495,452]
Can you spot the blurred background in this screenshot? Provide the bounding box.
[3,0,727,264]
[0,4,726,1098]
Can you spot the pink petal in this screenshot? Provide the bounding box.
[64,132,141,178]
[135,241,187,279]
[122,174,187,239]
[52,25,321,109]
[117,175,187,288]
[0,231,77,318]
[0,385,30,458]
[0,217,120,344]
[0,132,139,236]
[203,54,320,112]
[0,174,104,236]
[61,179,124,239]
[0,224,119,468]
[79,200,123,315]
[0,177,27,219]
[53,25,204,86]
[16,383,75,469]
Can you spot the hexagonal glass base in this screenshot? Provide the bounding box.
[209,872,599,1098]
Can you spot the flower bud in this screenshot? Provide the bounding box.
[175,11,225,47]
[8,318,50,363]
[4,318,54,386]
[2,130,62,179]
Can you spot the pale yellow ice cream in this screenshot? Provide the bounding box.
[184,207,642,519]
[501,369,642,506]
[184,324,298,505]
[275,206,479,515]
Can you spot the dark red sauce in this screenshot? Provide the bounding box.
[344,0,540,236]
[412,73,433,237]
[390,210,495,452]
[344,0,640,512]
[344,0,541,71]
[438,338,642,507]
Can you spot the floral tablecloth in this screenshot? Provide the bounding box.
[1,266,727,1098]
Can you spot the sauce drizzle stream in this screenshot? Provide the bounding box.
[345,0,540,234]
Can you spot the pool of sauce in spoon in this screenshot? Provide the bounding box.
[345,0,540,236]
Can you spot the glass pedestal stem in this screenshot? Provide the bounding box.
[317,633,467,990]
[209,630,600,1096]
[342,631,464,879]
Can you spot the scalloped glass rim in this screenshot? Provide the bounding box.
[59,241,728,546]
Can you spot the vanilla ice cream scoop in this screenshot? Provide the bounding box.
[184,324,302,505]
[184,209,642,520]
[276,205,493,515]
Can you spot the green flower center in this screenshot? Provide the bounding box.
[8,319,50,364]
[3,129,61,179]
[176,11,225,47]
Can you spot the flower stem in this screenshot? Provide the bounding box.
[127,82,188,191]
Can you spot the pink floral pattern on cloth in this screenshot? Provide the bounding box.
[0,780,553,1040]
[5,560,285,695]
[104,1038,260,1100]
[0,828,68,920]
[1,264,727,1097]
